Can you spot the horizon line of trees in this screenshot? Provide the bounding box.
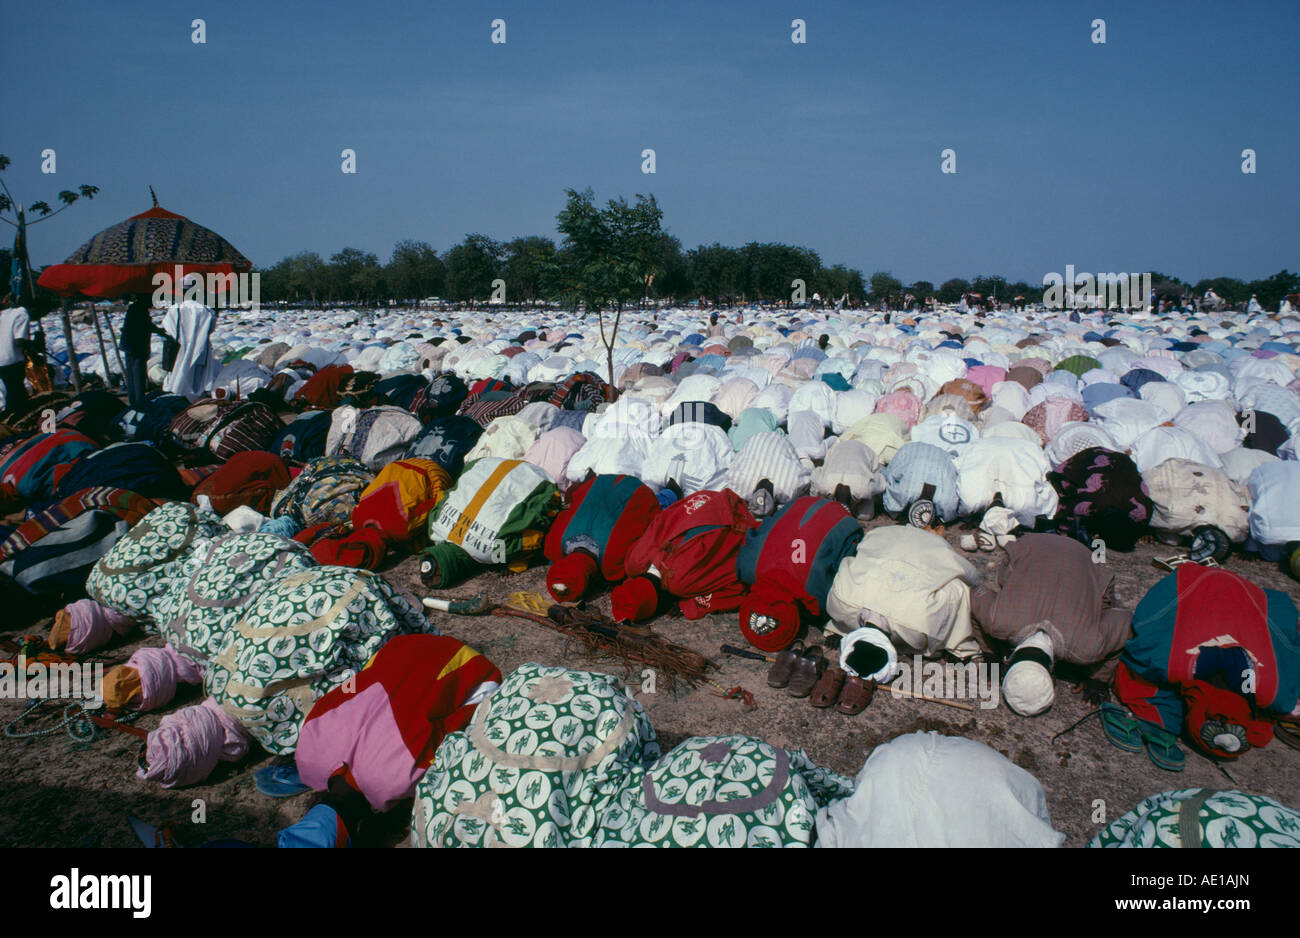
[251,237,1298,313]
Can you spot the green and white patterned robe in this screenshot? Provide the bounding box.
[85,502,227,631]
[205,566,434,755]
[1089,789,1300,848]
[411,663,852,848]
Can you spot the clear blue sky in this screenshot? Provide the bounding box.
[3,0,1297,285]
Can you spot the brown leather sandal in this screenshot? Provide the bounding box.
[766,640,805,688]
[810,666,845,708]
[836,675,875,715]
[787,646,827,698]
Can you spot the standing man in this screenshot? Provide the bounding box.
[0,293,32,416]
[161,273,220,400]
[121,295,166,407]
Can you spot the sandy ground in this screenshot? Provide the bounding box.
[2,517,1297,848]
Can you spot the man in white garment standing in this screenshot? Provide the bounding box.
[161,273,220,400]
[0,293,33,415]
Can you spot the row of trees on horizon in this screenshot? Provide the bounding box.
[253,231,1298,313]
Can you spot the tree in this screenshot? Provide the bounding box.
[909,281,935,303]
[443,234,502,304]
[1245,269,1299,311]
[649,233,690,302]
[501,236,556,305]
[288,252,327,306]
[554,187,664,386]
[0,154,99,302]
[971,274,1009,305]
[868,271,903,308]
[1193,276,1248,307]
[936,278,971,304]
[688,243,746,305]
[328,247,382,304]
[387,239,445,302]
[0,154,99,392]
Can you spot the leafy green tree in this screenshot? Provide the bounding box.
[501,236,556,305]
[554,187,664,385]
[288,252,327,306]
[387,239,445,302]
[868,271,903,308]
[1245,269,1299,311]
[328,247,382,304]
[649,233,690,301]
[971,275,1008,304]
[936,278,971,304]
[443,234,502,304]
[688,243,747,305]
[1193,277,1248,307]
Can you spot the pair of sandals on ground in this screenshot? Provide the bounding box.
[766,639,875,715]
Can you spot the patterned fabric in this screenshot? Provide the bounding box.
[205,566,433,754]
[270,456,375,529]
[167,398,239,454]
[205,402,280,460]
[1048,447,1152,551]
[412,663,659,848]
[85,502,227,631]
[725,431,812,504]
[163,532,317,665]
[598,736,851,847]
[427,457,558,567]
[59,204,252,267]
[1089,789,1300,848]
[548,372,611,411]
[881,441,960,522]
[460,382,556,427]
[0,487,158,560]
[411,664,852,848]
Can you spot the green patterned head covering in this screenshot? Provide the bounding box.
[85,501,227,630]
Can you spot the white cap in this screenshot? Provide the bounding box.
[840,626,898,682]
[181,272,202,290]
[1002,630,1055,716]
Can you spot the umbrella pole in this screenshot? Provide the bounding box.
[60,300,82,395]
[89,301,113,389]
[103,308,126,380]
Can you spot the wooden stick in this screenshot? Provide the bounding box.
[887,685,976,711]
[60,300,81,394]
[89,302,112,388]
[102,308,125,380]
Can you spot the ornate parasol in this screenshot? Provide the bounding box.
[37,189,252,298]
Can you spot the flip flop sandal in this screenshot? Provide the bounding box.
[786,646,827,698]
[1098,702,1143,753]
[810,667,845,708]
[766,639,805,688]
[1273,719,1300,751]
[254,762,310,798]
[907,499,936,529]
[1138,722,1185,772]
[836,675,875,715]
[852,497,875,522]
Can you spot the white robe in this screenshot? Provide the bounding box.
[162,301,220,400]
